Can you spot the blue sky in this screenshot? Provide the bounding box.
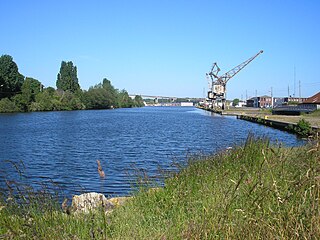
[1,0,319,99]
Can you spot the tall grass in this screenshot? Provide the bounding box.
[106,135,320,239]
[1,135,319,239]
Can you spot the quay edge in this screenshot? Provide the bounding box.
[237,115,319,137]
[198,107,320,137]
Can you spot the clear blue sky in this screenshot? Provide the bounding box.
[1,0,319,99]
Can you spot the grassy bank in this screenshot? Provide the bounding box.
[1,136,319,239]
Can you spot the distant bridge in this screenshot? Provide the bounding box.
[129,94,178,100]
[129,94,204,106]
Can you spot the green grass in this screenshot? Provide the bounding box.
[1,135,320,239]
[309,109,320,117]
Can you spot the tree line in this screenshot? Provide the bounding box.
[0,55,144,113]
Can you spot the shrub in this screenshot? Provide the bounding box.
[0,98,19,113]
[295,118,312,137]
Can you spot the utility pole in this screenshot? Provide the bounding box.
[293,65,296,97]
[299,79,301,102]
[271,87,273,108]
[255,90,257,97]
[288,85,290,97]
[246,90,248,101]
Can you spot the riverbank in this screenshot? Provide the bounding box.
[200,106,320,137]
[1,136,319,239]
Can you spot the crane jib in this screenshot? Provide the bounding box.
[206,50,263,110]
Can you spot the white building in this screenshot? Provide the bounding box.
[180,102,193,107]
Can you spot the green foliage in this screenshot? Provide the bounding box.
[83,78,118,109]
[134,95,144,107]
[31,88,55,111]
[117,89,134,108]
[256,117,264,123]
[0,54,24,99]
[0,97,19,112]
[57,90,84,110]
[83,79,142,109]
[287,101,299,105]
[0,55,142,113]
[56,61,80,93]
[19,77,42,111]
[46,87,55,95]
[308,109,320,117]
[294,118,312,137]
[28,88,84,111]
[232,98,240,106]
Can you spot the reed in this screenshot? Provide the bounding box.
[97,160,105,178]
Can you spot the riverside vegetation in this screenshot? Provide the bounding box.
[0,135,319,239]
[0,54,144,113]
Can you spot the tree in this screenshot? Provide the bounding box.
[56,61,80,93]
[20,77,42,111]
[0,98,19,113]
[117,89,134,108]
[56,90,84,110]
[102,78,118,106]
[83,78,119,109]
[232,98,240,107]
[83,88,107,109]
[134,95,144,107]
[0,55,24,99]
[31,88,55,111]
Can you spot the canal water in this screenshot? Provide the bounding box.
[0,107,304,197]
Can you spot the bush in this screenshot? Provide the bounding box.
[295,119,312,137]
[0,98,19,113]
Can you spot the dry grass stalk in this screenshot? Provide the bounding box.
[97,160,105,178]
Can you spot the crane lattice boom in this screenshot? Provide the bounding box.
[206,50,263,109]
[219,50,263,85]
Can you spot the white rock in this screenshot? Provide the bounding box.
[71,192,114,214]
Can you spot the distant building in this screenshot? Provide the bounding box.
[180,102,193,107]
[235,100,246,108]
[273,97,285,107]
[272,92,320,115]
[246,97,258,108]
[283,97,308,104]
[246,96,272,108]
[302,92,320,105]
[259,95,272,108]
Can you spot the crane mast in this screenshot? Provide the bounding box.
[206,50,263,110]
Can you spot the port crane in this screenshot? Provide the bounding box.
[206,50,263,109]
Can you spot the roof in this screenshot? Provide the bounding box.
[259,95,271,98]
[303,92,320,104]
